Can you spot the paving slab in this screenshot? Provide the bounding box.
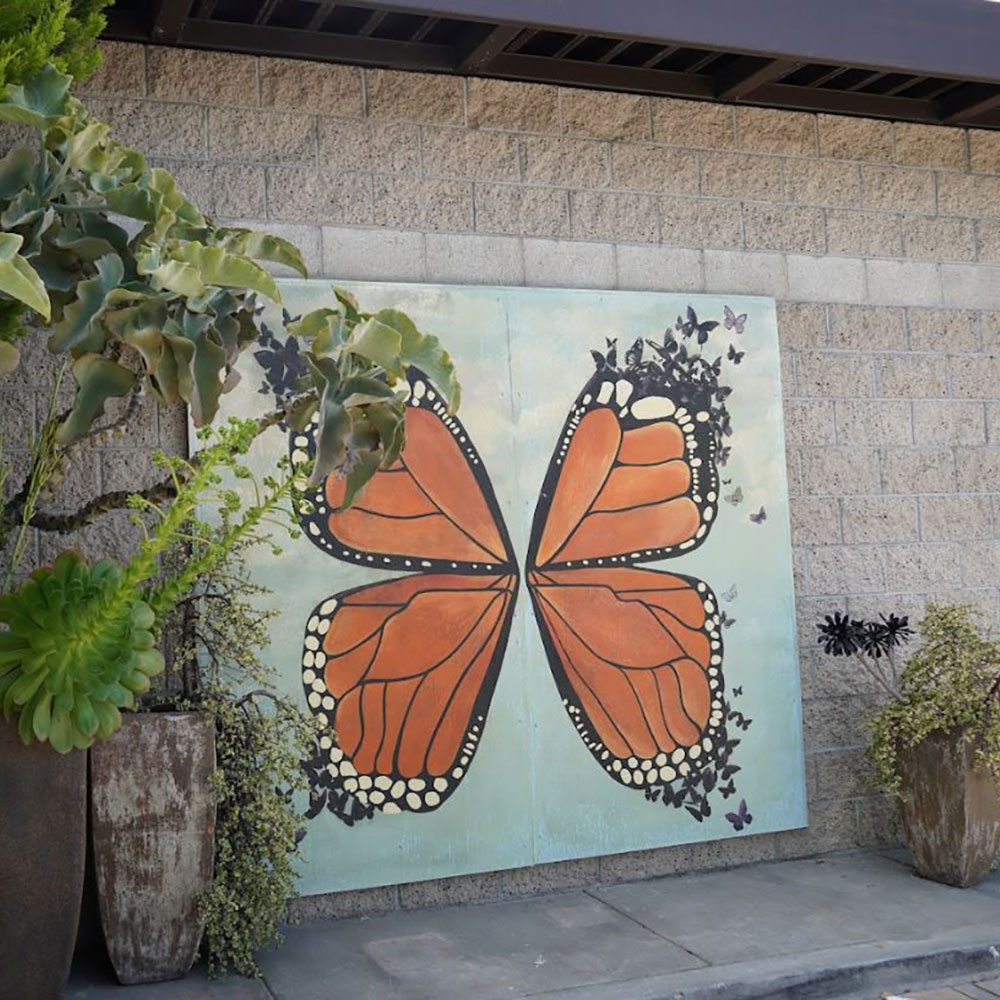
[590,853,1000,966]
[67,957,271,1000]
[258,890,702,1000]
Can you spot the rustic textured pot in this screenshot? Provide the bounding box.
[90,712,216,985]
[899,727,1000,888]
[0,719,86,1000]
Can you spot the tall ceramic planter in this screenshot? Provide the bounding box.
[90,712,216,985]
[899,726,1000,887]
[0,720,86,1000]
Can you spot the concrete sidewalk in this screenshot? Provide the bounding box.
[68,850,1000,1000]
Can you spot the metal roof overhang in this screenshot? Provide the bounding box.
[104,0,1000,130]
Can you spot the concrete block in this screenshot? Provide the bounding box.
[98,448,175,496]
[814,749,874,800]
[208,107,315,162]
[902,215,976,262]
[786,254,866,303]
[259,58,362,115]
[38,510,146,566]
[920,494,994,542]
[775,800,859,858]
[685,834,779,872]
[808,650,883,698]
[599,845,693,883]
[937,171,1000,218]
[365,69,463,124]
[704,250,787,298]
[789,496,842,545]
[786,448,803,497]
[474,184,569,238]
[777,302,828,349]
[658,196,743,250]
[161,161,266,219]
[861,165,936,214]
[520,135,611,187]
[147,46,257,106]
[651,97,735,148]
[425,233,524,285]
[866,260,942,307]
[909,307,979,352]
[743,203,825,254]
[796,351,873,397]
[982,311,1000,351]
[700,151,783,200]
[266,167,372,224]
[736,106,817,157]
[876,355,948,398]
[156,400,189,454]
[818,114,894,162]
[86,97,204,158]
[825,209,902,258]
[0,390,36,440]
[949,353,1000,398]
[882,448,955,493]
[318,119,419,175]
[421,126,519,182]
[570,190,658,243]
[615,244,704,292]
[835,399,913,446]
[78,41,145,98]
[841,495,919,544]
[783,399,836,445]
[913,399,987,445]
[466,78,559,133]
[829,304,906,350]
[808,545,887,595]
[970,129,1000,173]
[611,143,699,194]
[974,219,1000,262]
[893,122,968,170]
[801,446,881,495]
[941,263,1000,308]
[885,543,965,591]
[855,795,898,849]
[321,227,425,281]
[784,159,861,208]
[961,540,1000,587]
[559,87,650,140]
[523,239,616,289]
[289,885,397,921]
[373,175,474,232]
[990,401,1000,442]
[956,448,1000,491]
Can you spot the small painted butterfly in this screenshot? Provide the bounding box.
[724,486,743,506]
[726,799,753,831]
[676,305,719,346]
[722,584,738,602]
[749,506,766,524]
[719,610,736,629]
[727,343,745,365]
[724,305,747,335]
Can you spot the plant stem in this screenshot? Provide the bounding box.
[852,650,904,702]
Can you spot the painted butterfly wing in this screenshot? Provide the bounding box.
[527,367,729,799]
[294,369,519,821]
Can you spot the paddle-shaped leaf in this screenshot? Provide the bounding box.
[0,233,50,320]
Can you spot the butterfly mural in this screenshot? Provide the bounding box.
[278,315,751,829]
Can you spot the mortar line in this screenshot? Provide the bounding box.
[580,887,712,966]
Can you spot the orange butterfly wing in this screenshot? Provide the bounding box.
[295,371,518,823]
[527,368,729,798]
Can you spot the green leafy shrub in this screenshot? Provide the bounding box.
[0,0,109,93]
[869,603,1000,797]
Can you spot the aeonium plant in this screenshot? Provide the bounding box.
[815,603,1000,797]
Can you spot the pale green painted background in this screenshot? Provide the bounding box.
[208,280,806,895]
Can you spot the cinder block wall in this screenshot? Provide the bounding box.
[7,41,1000,916]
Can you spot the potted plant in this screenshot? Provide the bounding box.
[815,603,1000,886]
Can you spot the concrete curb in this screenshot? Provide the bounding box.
[536,934,1000,1000]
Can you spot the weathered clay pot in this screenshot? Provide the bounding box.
[899,726,1000,887]
[0,719,86,1000]
[89,712,216,984]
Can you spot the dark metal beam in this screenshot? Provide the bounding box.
[485,51,714,99]
[358,9,389,36]
[350,0,1000,86]
[254,0,282,26]
[714,57,796,100]
[455,24,521,71]
[940,82,1000,124]
[151,0,194,43]
[409,16,438,42]
[176,19,456,72]
[597,40,633,65]
[641,45,677,69]
[752,81,937,122]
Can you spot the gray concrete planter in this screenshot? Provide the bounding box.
[899,727,1000,888]
[90,712,216,985]
[0,719,86,1000]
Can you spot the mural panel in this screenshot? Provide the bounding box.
[211,281,805,894]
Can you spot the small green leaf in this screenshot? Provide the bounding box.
[217,228,307,277]
[346,316,404,378]
[168,244,281,303]
[0,340,20,376]
[55,354,136,443]
[375,309,460,410]
[0,146,35,199]
[0,64,72,128]
[339,451,380,510]
[0,232,50,320]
